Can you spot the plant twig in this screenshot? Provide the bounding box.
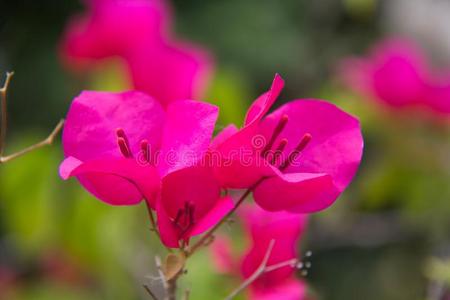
[187,178,265,257]
[263,258,298,273]
[155,256,169,291]
[145,200,160,237]
[0,72,64,164]
[224,241,304,300]
[143,284,159,300]
[0,72,14,156]
[224,239,276,300]
[166,277,177,300]
[0,119,64,163]
[183,289,190,300]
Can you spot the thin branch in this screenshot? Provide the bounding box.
[0,72,64,164]
[142,200,173,253]
[0,72,14,156]
[264,258,298,273]
[187,178,265,257]
[143,284,159,300]
[155,256,169,291]
[145,200,160,237]
[155,255,179,300]
[224,239,276,300]
[183,289,190,300]
[0,119,64,164]
[166,277,177,300]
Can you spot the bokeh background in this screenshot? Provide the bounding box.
[0,0,449,299]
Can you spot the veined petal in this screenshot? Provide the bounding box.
[158,100,218,176]
[259,99,363,194]
[212,126,272,189]
[63,90,165,162]
[244,74,284,127]
[156,199,181,248]
[60,156,160,206]
[190,196,234,236]
[253,172,338,213]
[210,124,239,149]
[160,164,221,218]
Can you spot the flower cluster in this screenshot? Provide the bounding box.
[60,74,363,249]
[59,0,364,298]
[339,38,450,117]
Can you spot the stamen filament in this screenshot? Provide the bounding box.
[140,139,150,163]
[189,204,195,226]
[261,114,289,156]
[269,138,288,165]
[174,209,184,225]
[279,133,312,171]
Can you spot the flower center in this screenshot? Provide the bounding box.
[260,114,312,171]
[173,201,196,235]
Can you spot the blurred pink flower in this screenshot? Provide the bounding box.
[211,205,308,300]
[339,38,450,116]
[213,74,364,213]
[61,0,213,107]
[59,90,218,208]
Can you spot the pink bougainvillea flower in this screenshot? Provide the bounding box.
[59,90,218,208]
[156,164,233,248]
[213,74,364,213]
[61,0,212,107]
[211,205,307,300]
[339,38,450,115]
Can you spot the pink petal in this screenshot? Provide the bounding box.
[372,52,427,107]
[426,82,450,115]
[61,0,214,106]
[61,0,168,65]
[239,204,308,239]
[244,74,285,127]
[212,127,273,188]
[253,172,338,213]
[61,156,160,206]
[156,199,181,248]
[249,279,306,300]
[63,90,165,162]
[158,100,218,176]
[212,74,284,188]
[210,236,236,274]
[160,165,221,219]
[337,57,374,95]
[340,38,430,108]
[59,156,83,180]
[240,205,307,283]
[210,124,239,149]
[259,99,363,194]
[128,41,214,107]
[213,155,273,189]
[190,196,234,235]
